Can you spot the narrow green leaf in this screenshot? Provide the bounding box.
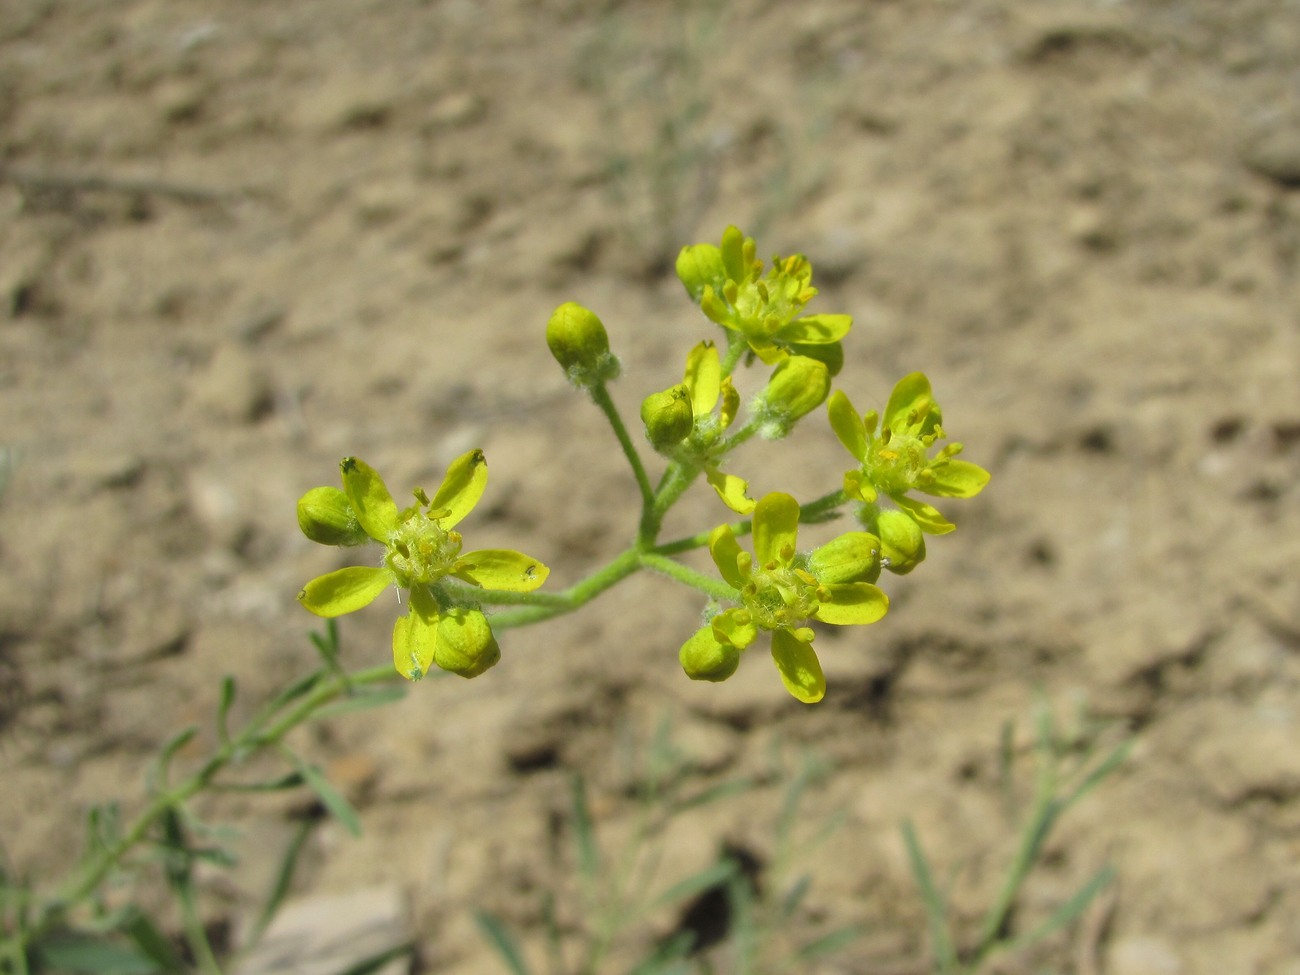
[901,821,959,974]
[33,933,161,975]
[329,942,414,975]
[149,727,198,792]
[217,676,237,747]
[245,818,315,950]
[569,774,599,881]
[474,911,532,975]
[214,771,306,793]
[779,874,812,919]
[1061,740,1132,815]
[122,910,185,972]
[794,923,864,960]
[649,860,737,911]
[266,670,325,712]
[294,757,362,838]
[669,776,754,815]
[311,686,407,721]
[1004,865,1115,955]
[309,619,341,661]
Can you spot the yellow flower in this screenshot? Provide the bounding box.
[680,493,888,703]
[297,452,549,681]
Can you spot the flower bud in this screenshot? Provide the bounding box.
[640,384,694,450]
[755,355,830,439]
[680,627,740,683]
[433,609,501,678]
[546,302,619,387]
[296,486,369,546]
[873,508,926,574]
[675,244,726,304]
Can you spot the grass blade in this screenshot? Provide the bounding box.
[901,820,959,974]
[474,910,532,975]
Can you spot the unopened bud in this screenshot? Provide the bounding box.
[433,609,501,678]
[680,628,740,683]
[546,302,619,387]
[756,356,830,438]
[296,486,368,546]
[640,384,694,450]
[675,244,726,304]
[874,508,926,574]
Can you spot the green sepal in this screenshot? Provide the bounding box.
[432,608,501,678]
[770,627,825,703]
[752,492,800,566]
[299,566,391,618]
[453,549,550,592]
[920,458,991,499]
[813,583,889,626]
[296,485,369,547]
[393,585,440,681]
[340,457,399,542]
[430,448,487,529]
[893,494,956,535]
[828,390,868,462]
[807,531,882,585]
[680,625,741,683]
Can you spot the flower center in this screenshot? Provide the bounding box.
[384,512,462,588]
[742,561,823,631]
[865,431,929,497]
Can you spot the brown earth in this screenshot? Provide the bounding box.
[2,1,1299,973]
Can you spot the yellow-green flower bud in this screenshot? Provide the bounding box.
[680,627,740,683]
[640,384,694,451]
[755,355,831,439]
[433,609,501,678]
[675,243,726,304]
[874,508,926,574]
[546,302,620,387]
[296,486,369,546]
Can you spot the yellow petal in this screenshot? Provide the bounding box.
[299,566,391,617]
[430,449,487,529]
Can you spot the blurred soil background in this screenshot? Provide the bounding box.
[2,0,1300,972]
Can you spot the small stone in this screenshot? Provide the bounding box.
[235,885,409,975]
[1109,936,1185,975]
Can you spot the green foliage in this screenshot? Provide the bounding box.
[903,700,1130,974]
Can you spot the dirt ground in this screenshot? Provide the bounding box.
[2,0,1300,972]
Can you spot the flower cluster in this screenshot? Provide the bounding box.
[675,225,850,368]
[829,372,990,572]
[680,493,888,703]
[297,452,548,681]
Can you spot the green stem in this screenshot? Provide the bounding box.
[719,335,748,379]
[490,548,643,630]
[590,382,655,510]
[38,663,397,946]
[639,462,700,545]
[638,553,736,601]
